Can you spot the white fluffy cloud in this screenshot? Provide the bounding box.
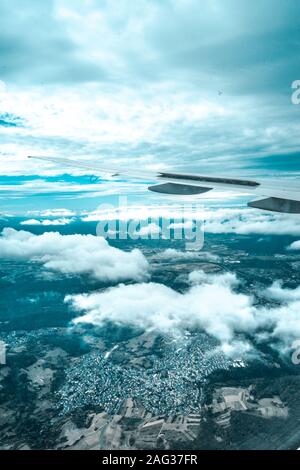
[203,208,300,236]
[28,209,76,217]
[287,240,300,251]
[20,218,74,226]
[134,222,161,237]
[265,280,300,303]
[83,204,300,236]
[188,270,238,286]
[157,248,220,262]
[67,273,256,343]
[0,228,149,282]
[66,270,300,356]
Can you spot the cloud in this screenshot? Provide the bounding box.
[188,270,238,286]
[67,275,255,344]
[287,240,300,250]
[156,248,220,262]
[265,280,300,302]
[66,270,300,356]
[1,0,296,97]
[30,208,76,217]
[0,228,149,282]
[203,208,300,236]
[20,218,74,226]
[19,219,42,226]
[168,221,194,230]
[1,1,300,180]
[134,222,161,237]
[85,204,300,236]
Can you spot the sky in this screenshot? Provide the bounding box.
[1,0,300,188]
[1,2,300,358]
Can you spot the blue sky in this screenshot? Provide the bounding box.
[0,0,300,213]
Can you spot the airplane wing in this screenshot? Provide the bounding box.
[28,155,300,214]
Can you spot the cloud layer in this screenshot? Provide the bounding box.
[1,1,300,178]
[203,208,300,236]
[84,204,300,236]
[66,270,300,356]
[0,228,149,282]
[20,218,74,226]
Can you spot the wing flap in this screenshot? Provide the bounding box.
[248,197,300,214]
[148,182,212,195]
